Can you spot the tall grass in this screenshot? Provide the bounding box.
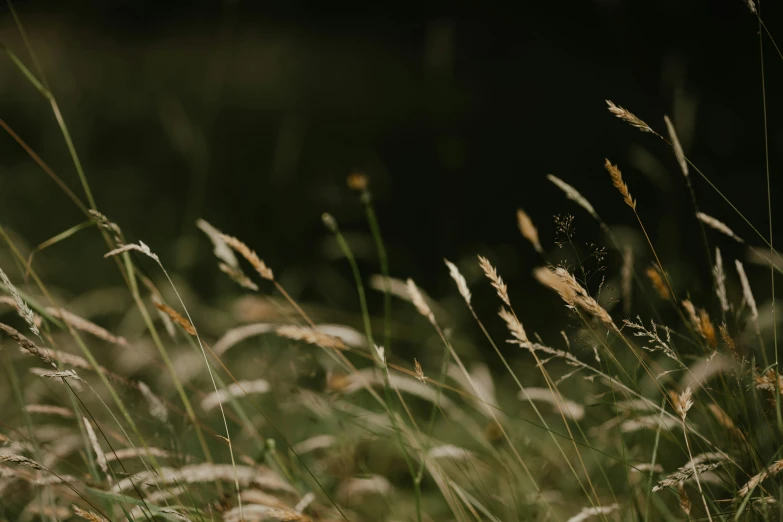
[1,3,783,521]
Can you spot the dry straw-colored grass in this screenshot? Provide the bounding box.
[664,115,689,177]
[696,212,745,243]
[517,208,543,254]
[46,306,127,345]
[605,100,654,133]
[220,233,274,281]
[477,255,509,307]
[646,265,670,300]
[153,298,196,335]
[72,505,108,522]
[275,325,347,351]
[604,158,636,210]
[534,266,616,331]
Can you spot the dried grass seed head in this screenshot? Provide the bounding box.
[499,307,528,345]
[444,259,472,305]
[153,298,196,336]
[219,234,274,281]
[546,174,598,219]
[275,325,347,351]
[0,322,54,367]
[406,278,435,325]
[714,248,729,313]
[664,115,689,177]
[674,386,694,420]
[735,260,758,321]
[605,99,654,133]
[605,159,636,210]
[534,266,617,331]
[516,208,543,254]
[0,267,40,337]
[477,255,510,306]
[646,265,670,300]
[696,212,744,243]
[104,241,159,263]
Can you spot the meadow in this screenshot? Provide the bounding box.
[1,1,783,520]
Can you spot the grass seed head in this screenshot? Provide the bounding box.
[604,159,636,210]
[516,208,543,254]
[606,100,654,133]
[219,234,274,281]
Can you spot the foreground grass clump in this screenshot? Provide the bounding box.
[2,3,783,521]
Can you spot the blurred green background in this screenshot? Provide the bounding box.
[1,0,781,330]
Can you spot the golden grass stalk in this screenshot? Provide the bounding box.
[111,463,295,494]
[646,265,670,300]
[196,219,238,267]
[197,219,259,289]
[696,212,745,243]
[444,259,471,305]
[0,266,40,336]
[0,322,55,367]
[546,174,598,219]
[82,417,109,480]
[517,387,584,420]
[18,345,132,386]
[516,209,543,254]
[674,386,693,421]
[677,483,691,516]
[275,325,347,351]
[673,386,713,522]
[735,260,759,322]
[0,454,44,470]
[714,248,729,313]
[223,505,311,522]
[533,266,617,331]
[498,307,528,345]
[754,369,783,394]
[88,210,124,246]
[200,379,271,411]
[566,503,620,522]
[719,325,737,355]
[219,263,259,290]
[104,241,159,262]
[738,460,783,497]
[664,115,689,177]
[45,307,127,345]
[40,369,83,382]
[414,358,426,385]
[137,381,168,423]
[477,255,509,306]
[744,0,757,14]
[605,100,655,134]
[219,234,274,281]
[682,301,717,348]
[652,462,722,493]
[72,506,108,522]
[152,298,196,335]
[406,278,435,325]
[604,159,636,210]
[698,309,717,348]
[25,404,74,418]
[373,344,386,367]
[104,447,169,463]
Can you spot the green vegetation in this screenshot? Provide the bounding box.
[2,2,783,521]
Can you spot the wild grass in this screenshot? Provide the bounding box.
[2,3,783,521]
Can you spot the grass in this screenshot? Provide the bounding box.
[1,2,783,521]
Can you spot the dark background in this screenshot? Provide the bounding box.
[0,0,781,326]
